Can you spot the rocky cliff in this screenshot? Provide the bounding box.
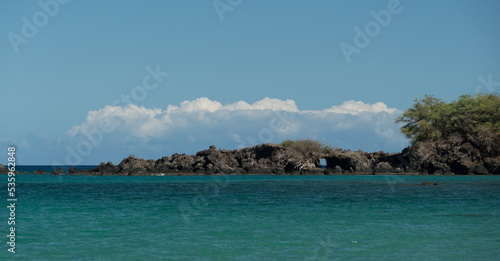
[324,136,499,175]
[63,139,500,176]
[399,136,500,175]
[71,144,318,176]
[0,164,8,174]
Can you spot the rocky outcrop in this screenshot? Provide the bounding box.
[51,168,64,175]
[0,164,8,174]
[323,136,499,175]
[66,144,323,176]
[400,137,499,175]
[66,138,500,176]
[324,150,408,174]
[0,164,19,174]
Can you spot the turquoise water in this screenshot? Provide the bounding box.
[2,174,499,260]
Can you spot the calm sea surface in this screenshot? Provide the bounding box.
[1,167,499,260]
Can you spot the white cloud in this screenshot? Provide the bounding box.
[69,105,166,138]
[166,97,299,113]
[178,97,223,113]
[323,100,399,114]
[61,97,407,164]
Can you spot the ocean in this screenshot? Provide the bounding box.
[2,167,499,260]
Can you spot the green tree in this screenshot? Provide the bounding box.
[397,93,500,155]
[396,95,449,144]
[281,139,333,158]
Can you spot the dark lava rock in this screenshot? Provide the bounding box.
[52,168,64,175]
[67,166,91,175]
[94,161,120,175]
[324,150,371,173]
[374,162,395,174]
[67,137,500,176]
[400,136,499,175]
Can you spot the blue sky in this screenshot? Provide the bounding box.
[1,0,499,165]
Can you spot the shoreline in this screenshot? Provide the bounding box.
[0,171,467,176]
[2,139,499,176]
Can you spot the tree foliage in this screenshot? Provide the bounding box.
[397,93,500,155]
[281,139,334,158]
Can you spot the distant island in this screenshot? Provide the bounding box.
[1,94,498,175]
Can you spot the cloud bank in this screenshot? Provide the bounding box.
[57,97,408,165]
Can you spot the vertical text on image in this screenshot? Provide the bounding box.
[6,146,17,254]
